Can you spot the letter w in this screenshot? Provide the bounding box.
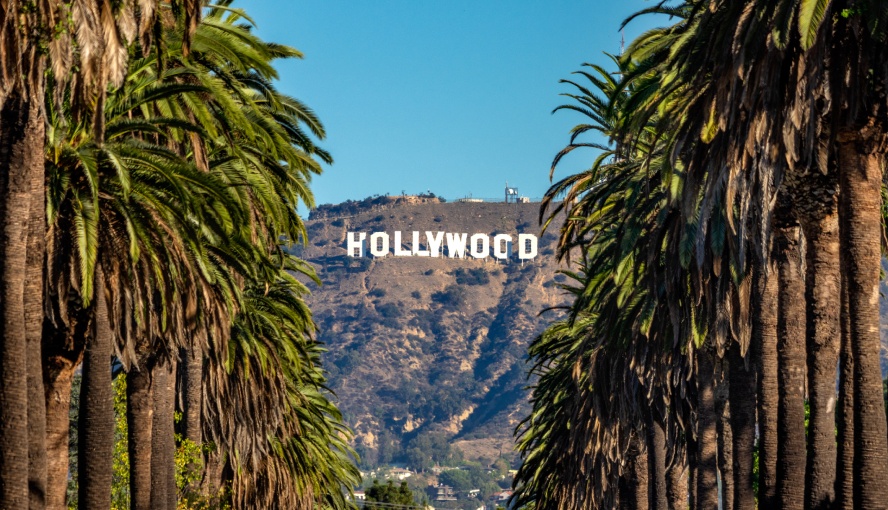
[445,233,467,258]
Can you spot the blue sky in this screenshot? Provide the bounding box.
[246,1,663,208]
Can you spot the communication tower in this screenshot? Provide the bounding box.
[505,182,519,203]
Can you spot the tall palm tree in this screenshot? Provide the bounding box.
[76,265,113,509]
[519,4,888,510]
[517,53,704,510]
[0,3,202,506]
[773,202,806,510]
[88,5,352,507]
[44,70,246,508]
[617,2,888,507]
[203,264,361,508]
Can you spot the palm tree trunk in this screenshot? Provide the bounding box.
[0,88,43,510]
[43,365,76,510]
[620,432,649,510]
[666,453,688,510]
[799,176,841,510]
[728,343,756,510]
[775,218,806,510]
[179,346,203,496]
[837,130,888,508]
[835,269,853,510]
[151,358,178,510]
[180,347,202,446]
[77,270,114,509]
[695,348,719,510]
[645,407,668,509]
[715,360,733,510]
[752,259,779,509]
[687,404,699,509]
[42,317,85,510]
[633,437,649,510]
[127,362,154,510]
[26,142,47,508]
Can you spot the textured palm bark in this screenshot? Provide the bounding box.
[77,271,114,509]
[728,343,756,510]
[25,100,47,509]
[666,455,687,510]
[179,347,203,496]
[715,361,733,510]
[687,407,699,510]
[838,131,888,508]
[180,348,202,445]
[43,315,86,510]
[797,174,841,510]
[0,90,41,510]
[752,260,779,509]
[166,360,178,510]
[620,433,649,510]
[632,438,649,510]
[695,348,719,510]
[43,365,75,510]
[151,362,170,509]
[645,408,668,509]
[774,219,806,510]
[151,359,178,510]
[835,270,853,510]
[127,364,154,510]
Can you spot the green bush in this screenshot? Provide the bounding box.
[431,285,466,309]
[452,268,489,286]
[377,302,401,318]
[65,374,229,510]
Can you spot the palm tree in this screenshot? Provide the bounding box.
[773,202,806,510]
[518,4,888,510]
[202,265,361,508]
[836,266,853,510]
[616,2,888,507]
[695,346,718,510]
[43,69,247,508]
[752,257,779,510]
[517,52,704,510]
[26,122,48,507]
[645,402,669,510]
[88,6,352,507]
[0,4,202,506]
[727,341,756,510]
[76,266,113,509]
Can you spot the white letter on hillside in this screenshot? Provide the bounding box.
[412,231,430,256]
[393,231,412,256]
[369,232,389,257]
[493,234,512,260]
[426,231,444,257]
[347,232,366,257]
[518,234,538,260]
[470,234,490,259]
[446,233,468,258]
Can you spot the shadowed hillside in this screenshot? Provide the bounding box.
[297,198,568,465]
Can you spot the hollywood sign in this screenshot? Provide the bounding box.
[347,231,539,260]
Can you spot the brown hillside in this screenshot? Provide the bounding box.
[297,199,569,465]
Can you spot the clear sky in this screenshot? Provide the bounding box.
[246,1,663,208]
